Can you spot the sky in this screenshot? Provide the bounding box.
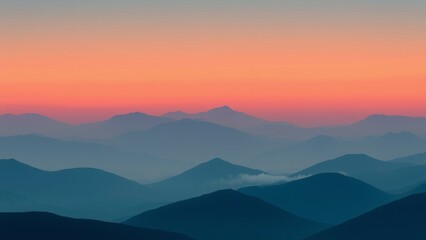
[1,0,426,126]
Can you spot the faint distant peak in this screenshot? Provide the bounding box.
[109,112,150,120]
[208,105,235,112]
[361,114,426,122]
[162,111,190,119]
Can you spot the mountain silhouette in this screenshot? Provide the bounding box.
[111,119,278,163]
[163,105,269,129]
[240,173,394,224]
[0,159,159,220]
[357,164,426,190]
[250,132,426,172]
[392,152,426,165]
[0,212,194,240]
[305,193,426,240]
[295,154,411,176]
[66,112,173,139]
[125,189,327,240]
[0,134,178,181]
[0,113,70,137]
[149,158,267,200]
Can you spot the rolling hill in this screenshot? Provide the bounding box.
[295,154,411,176]
[0,159,160,220]
[250,132,426,173]
[240,173,394,224]
[111,119,279,164]
[125,189,327,240]
[0,212,194,240]
[149,158,270,200]
[305,193,426,240]
[0,134,178,181]
[391,152,426,165]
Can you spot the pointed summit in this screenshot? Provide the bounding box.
[208,105,234,112]
[149,158,265,200]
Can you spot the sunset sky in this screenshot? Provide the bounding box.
[1,0,426,126]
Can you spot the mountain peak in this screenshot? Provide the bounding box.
[209,106,234,112]
[199,158,232,166]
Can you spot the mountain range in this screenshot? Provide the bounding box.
[0,159,161,220]
[110,119,280,164]
[293,154,426,191]
[125,189,328,240]
[0,134,180,181]
[249,132,426,172]
[3,108,426,141]
[149,158,273,200]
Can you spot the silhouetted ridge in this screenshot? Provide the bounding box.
[305,193,426,240]
[240,173,394,224]
[0,159,156,220]
[0,212,194,240]
[149,158,265,200]
[125,189,327,240]
[296,154,410,176]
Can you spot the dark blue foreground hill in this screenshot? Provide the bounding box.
[0,212,193,240]
[125,189,327,240]
[239,173,394,224]
[305,193,426,240]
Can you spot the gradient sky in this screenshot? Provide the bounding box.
[1,0,426,126]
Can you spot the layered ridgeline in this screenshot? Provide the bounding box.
[239,173,394,224]
[3,110,426,141]
[0,212,194,240]
[125,190,328,240]
[392,152,426,165]
[163,106,270,129]
[246,114,426,139]
[0,159,163,220]
[0,114,71,137]
[295,154,411,176]
[0,134,180,181]
[149,158,284,201]
[295,154,426,190]
[110,119,280,163]
[305,193,426,240]
[249,132,426,172]
[61,112,173,139]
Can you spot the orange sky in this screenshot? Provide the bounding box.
[1,3,426,126]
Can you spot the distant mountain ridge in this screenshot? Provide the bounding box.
[0,134,178,181]
[110,119,279,164]
[249,132,426,172]
[0,113,71,137]
[295,154,411,176]
[163,106,270,129]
